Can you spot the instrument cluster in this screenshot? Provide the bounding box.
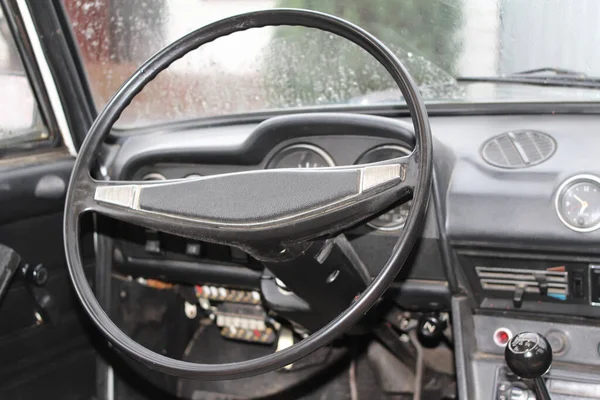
[266,143,413,231]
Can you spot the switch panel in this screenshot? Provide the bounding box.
[475,265,569,299]
[459,253,593,314]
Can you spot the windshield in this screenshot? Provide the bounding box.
[65,0,600,128]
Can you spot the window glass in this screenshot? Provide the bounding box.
[0,7,49,151]
[65,0,600,129]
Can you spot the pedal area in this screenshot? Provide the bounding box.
[111,276,456,400]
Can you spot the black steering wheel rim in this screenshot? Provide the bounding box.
[64,8,433,380]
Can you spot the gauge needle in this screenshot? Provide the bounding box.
[581,202,589,214]
[573,194,585,204]
[298,151,308,168]
[573,194,589,213]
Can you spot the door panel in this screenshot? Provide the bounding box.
[0,154,73,224]
[0,1,96,398]
[0,163,96,400]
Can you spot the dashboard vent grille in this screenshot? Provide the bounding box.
[475,266,568,296]
[481,130,556,168]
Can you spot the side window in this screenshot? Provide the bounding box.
[0,7,50,153]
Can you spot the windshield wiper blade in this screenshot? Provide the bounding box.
[457,68,600,89]
[511,67,587,77]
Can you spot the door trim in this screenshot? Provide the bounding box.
[15,0,76,156]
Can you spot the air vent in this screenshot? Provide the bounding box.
[475,266,568,296]
[481,130,556,168]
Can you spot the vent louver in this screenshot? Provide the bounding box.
[475,266,568,296]
[481,130,556,168]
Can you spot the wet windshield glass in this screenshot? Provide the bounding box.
[64,0,600,128]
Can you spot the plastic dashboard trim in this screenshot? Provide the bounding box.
[108,112,416,179]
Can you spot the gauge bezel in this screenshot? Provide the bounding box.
[555,174,600,233]
[356,145,412,231]
[141,172,167,181]
[266,143,335,169]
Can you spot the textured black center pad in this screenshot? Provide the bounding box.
[139,169,360,224]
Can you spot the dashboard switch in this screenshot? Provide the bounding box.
[571,271,584,299]
[145,240,160,254]
[589,265,600,305]
[144,230,161,254]
[545,330,567,354]
[185,242,201,257]
[493,328,513,347]
[230,247,248,264]
[513,284,526,308]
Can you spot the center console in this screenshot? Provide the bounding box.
[451,247,600,400]
[452,296,600,400]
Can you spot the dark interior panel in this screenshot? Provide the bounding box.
[0,213,95,399]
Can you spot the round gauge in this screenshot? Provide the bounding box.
[356,145,412,231]
[267,144,335,169]
[556,174,600,232]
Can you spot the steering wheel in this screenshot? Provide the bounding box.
[64,9,432,380]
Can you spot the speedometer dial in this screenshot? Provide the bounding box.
[267,144,335,169]
[556,174,600,232]
[356,145,412,231]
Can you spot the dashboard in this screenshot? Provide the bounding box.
[103,113,600,313]
[100,111,600,399]
[106,115,446,315]
[437,114,600,320]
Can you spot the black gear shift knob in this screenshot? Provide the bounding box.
[505,331,553,379]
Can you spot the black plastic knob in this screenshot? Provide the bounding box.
[505,332,553,379]
[22,264,48,286]
[417,313,447,346]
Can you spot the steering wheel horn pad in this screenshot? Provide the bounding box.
[64,8,432,379]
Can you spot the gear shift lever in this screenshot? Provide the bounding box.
[505,332,552,400]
